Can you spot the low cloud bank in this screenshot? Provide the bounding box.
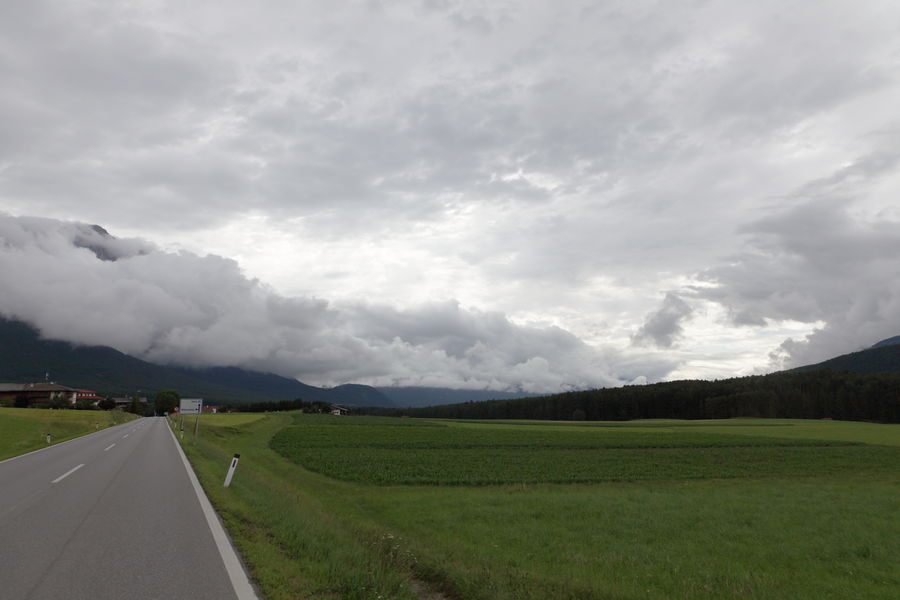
[0,214,670,392]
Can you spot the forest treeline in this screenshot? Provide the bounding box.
[362,370,900,423]
[223,398,335,413]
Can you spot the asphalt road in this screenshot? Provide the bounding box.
[0,416,256,600]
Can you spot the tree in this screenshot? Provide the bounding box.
[154,390,180,416]
[97,398,116,410]
[127,397,144,415]
[47,394,70,409]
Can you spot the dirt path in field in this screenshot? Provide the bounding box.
[408,578,454,600]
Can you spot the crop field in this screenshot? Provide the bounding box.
[0,407,138,460]
[269,416,895,485]
[176,411,265,430]
[180,414,900,600]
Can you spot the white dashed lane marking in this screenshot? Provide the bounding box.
[51,464,85,484]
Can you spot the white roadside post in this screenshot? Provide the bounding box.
[46,433,51,444]
[224,454,240,487]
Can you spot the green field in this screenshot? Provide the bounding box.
[0,407,139,460]
[269,417,894,485]
[178,414,900,599]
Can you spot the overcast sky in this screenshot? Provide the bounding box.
[2,1,900,392]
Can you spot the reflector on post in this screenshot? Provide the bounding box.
[224,454,240,487]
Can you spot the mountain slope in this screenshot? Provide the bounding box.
[376,386,538,408]
[0,318,393,405]
[792,337,900,374]
[0,318,252,399]
[871,335,900,349]
[169,366,332,401]
[173,366,394,407]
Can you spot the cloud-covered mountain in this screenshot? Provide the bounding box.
[0,214,671,393]
[789,335,900,375]
[0,317,301,401]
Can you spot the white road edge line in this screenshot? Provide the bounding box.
[167,422,259,600]
[51,463,85,484]
[104,444,116,452]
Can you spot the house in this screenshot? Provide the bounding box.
[71,388,105,404]
[0,383,102,407]
[329,404,349,416]
[112,397,149,409]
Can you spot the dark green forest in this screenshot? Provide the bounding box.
[365,370,900,423]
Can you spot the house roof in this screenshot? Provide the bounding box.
[0,383,28,392]
[0,383,94,393]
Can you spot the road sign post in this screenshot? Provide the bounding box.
[179,398,203,439]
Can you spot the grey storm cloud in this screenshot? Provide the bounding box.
[632,293,693,349]
[0,214,671,392]
[3,0,895,238]
[694,152,900,368]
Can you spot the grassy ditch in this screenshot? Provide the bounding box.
[172,413,424,600]
[178,414,900,600]
[0,407,138,460]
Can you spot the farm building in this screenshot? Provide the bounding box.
[0,382,103,407]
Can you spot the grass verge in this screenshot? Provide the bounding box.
[173,413,424,600]
[0,407,138,460]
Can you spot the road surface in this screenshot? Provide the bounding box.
[0,416,257,600]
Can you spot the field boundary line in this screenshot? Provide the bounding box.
[166,424,260,600]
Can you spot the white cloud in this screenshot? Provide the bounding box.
[0,214,674,392]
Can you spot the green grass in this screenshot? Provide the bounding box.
[171,413,424,600]
[449,417,900,445]
[177,415,900,600]
[271,444,898,485]
[275,418,858,449]
[199,413,266,426]
[269,415,896,485]
[0,407,139,460]
[362,480,900,600]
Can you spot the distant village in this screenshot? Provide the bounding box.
[0,382,200,413]
[1,382,119,408]
[0,381,349,415]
